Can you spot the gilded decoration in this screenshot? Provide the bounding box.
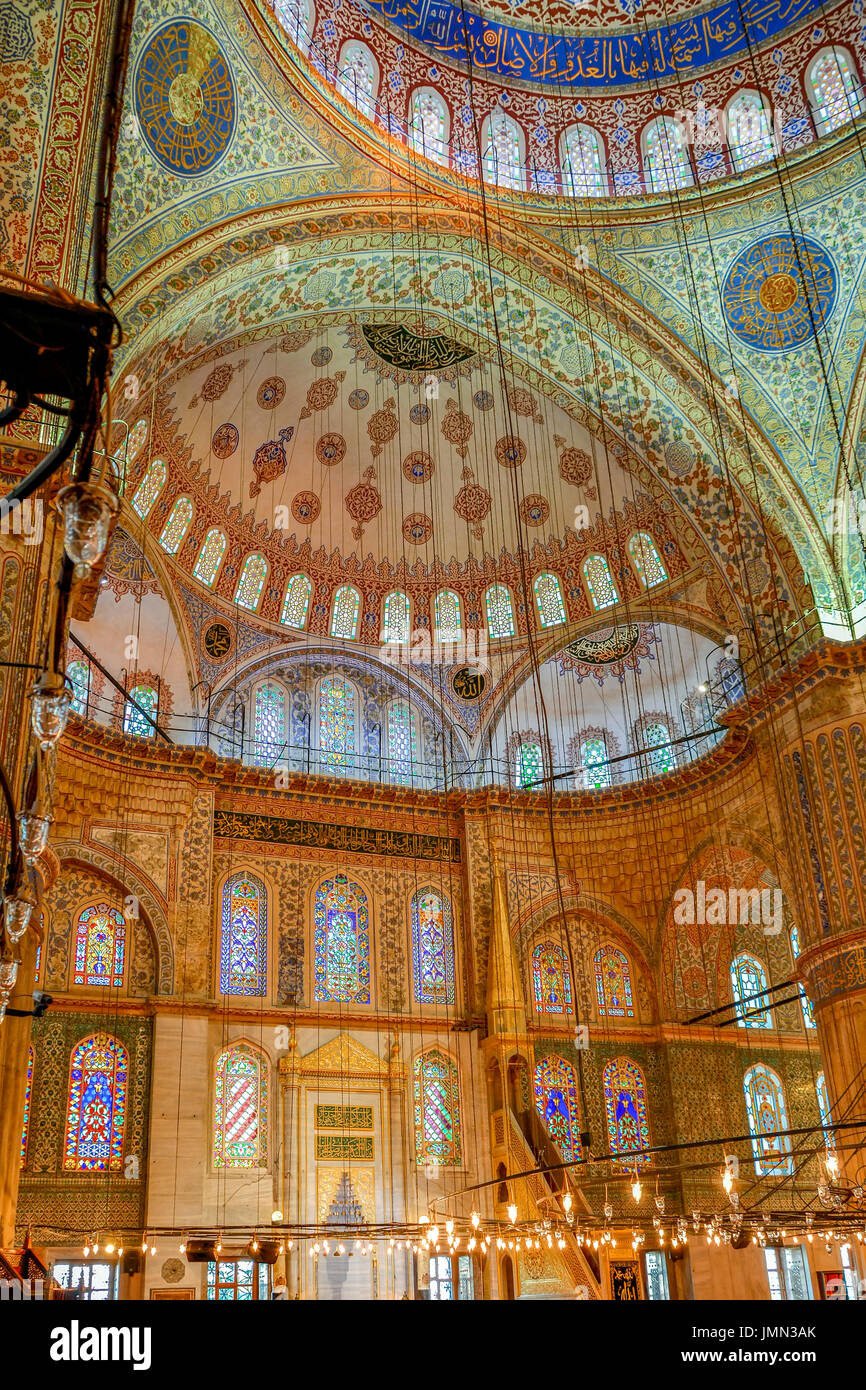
[315,1105,374,1130]
[284,1032,402,1085]
[134,21,235,176]
[721,234,838,352]
[316,1167,375,1225]
[213,809,461,863]
[315,1135,375,1161]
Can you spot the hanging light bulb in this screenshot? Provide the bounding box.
[179,1240,186,1254]
[428,1225,439,1245]
[507,1203,518,1224]
[826,1153,839,1179]
[562,1191,573,1214]
[83,1244,90,1258]
[471,1211,480,1229]
[56,482,119,576]
[271,1209,283,1223]
[92,1239,99,1254]
[468,1237,476,1252]
[631,1170,642,1203]
[104,1238,116,1255]
[722,1166,733,1195]
[141,1237,148,1253]
[445,1219,454,1236]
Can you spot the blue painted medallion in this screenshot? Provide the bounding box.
[134,20,235,175]
[721,234,837,352]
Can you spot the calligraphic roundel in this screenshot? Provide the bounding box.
[721,234,837,352]
[135,21,236,175]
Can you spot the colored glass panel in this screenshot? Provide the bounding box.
[603,1057,650,1165]
[314,874,370,1003]
[483,111,522,189]
[485,584,515,639]
[583,554,618,610]
[213,1045,268,1168]
[434,589,462,642]
[410,90,447,162]
[220,873,267,996]
[643,721,675,775]
[727,93,776,170]
[319,677,356,768]
[20,1045,33,1168]
[68,660,90,716]
[194,528,227,586]
[516,740,542,788]
[412,888,455,1004]
[281,573,312,628]
[235,553,267,611]
[331,585,360,639]
[337,43,375,118]
[816,1071,835,1159]
[275,0,310,48]
[731,953,772,1028]
[644,118,692,191]
[73,903,126,987]
[387,700,417,784]
[158,496,193,554]
[563,124,605,196]
[594,945,635,1017]
[744,1064,793,1175]
[532,941,573,1014]
[63,1033,128,1171]
[124,684,157,738]
[629,532,667,587]
[790,926,817,1029]
[383,590,410,644]
[811,50,862,132]
[414,1049,462,1166]
[534,572,566,627]
[534,1056,582,1161]
[131,459,165,518]
[581,736,611,789]
[253,683,286,765]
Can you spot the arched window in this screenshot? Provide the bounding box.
[219,872,268,996]
[790,925,817,1029]
[514,738,542,788]
[68,660,91,716]
[235,554,268,611]
[580,735,611,790]
[20,1045,33,1169]
[816,1072,835,1159]
[314,874,370,1003]
[253,682,286,765]
[643,118,692,192]
[330,584,361,639]
[337,42,376,120]
[809,48,863,134]
[731,952,772,1028]
[434,589,462,642]
[387,699,418,785]
[319,676,357,769]
[534,1056,582,1161]
[628,532,667,587]
[73,903,126,987]
[382,590,410,644]
[274,0,311,51]
[410,88,448,163]
[63,1033,128,1171]
[641,720,675,775]
[124,684,158,738]
[603,1057,650,1165]
[743,1063,793,1175]
[533,572,566,627]
[582,554,618,610]
[411,888,455,1004]
[482,110,524,190]
[158,496,193,554]
[594,944,635,1017]
[716,655,746,706]
[213,1044,268,1169]
[131,459,165,518]
[531,941,573,1014]
[562,124,605,197]
[485,584,515,639]
[281,573,312,628]
[726,92,776,171]
[193,528,227,586]
[414,1049,462,1166]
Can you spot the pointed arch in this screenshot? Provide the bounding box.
[485,583,515,639]
[193,528,227,586]
[63,1033,128,1171]
[73,902,127,988]
[561,124,605,197]
[594,943,635,1017]
[313,873,371,1003]
[603,1057,650,1165]
[331,584,361,639]
[219,871,268,997]
[533,572,566,627]
[235,553,268,611]
[274,0,312,52]
[582,553,618,610]
[643,117,692,192]
[213,1042,269,1168]
[387,698,418,784]
[744,1063,793,1175]
[531,940,573,1014]
[409,87,448,163]
[808,47,863,134]
[790,925,817,1028]
[481,109,525,190]
[337,41,377,120]
[731,952,772,1028]
[411,887,455,1004]
[281,573,312,628]
[158,496,193,554]
[383,590,410,644]
[252,680,287,766]
[726,91,776,171]
[434,589,462,642]
[816,1072,835,1159]
[534,1055,582,1161]
[413,1048,462,1166]
[317,674,359,770]
[123,683,158,738]
[20,1045,34,1168]
[130,459,165,518]
[628,532,668,587]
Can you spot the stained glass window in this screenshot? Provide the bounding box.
[531,941,573,1014]
[629,532,667,587]
[643,721,675,775]
[219,872,268,996]
[583,554,618,610]
[319,677,356,769]
[383,590,410,644]
[414,1049,462,1166]
[213,1044,268,1168]
[816,1072,835,1159]
[744,1063,793,1175]
[581,736,611,789]
[331,585,361,639]
[313,874,370,1003]
[20,1045,33,1169]
[731,952,772,1028]
[533,572,566,627]
[810,49,863,133]
[73,903,126,987]
[68,660,90,716]
[275,0,310,50]
[63,1033,128,1171]
[534,1056,582,1161]
[131,459,165,518]
[124,684,158,738]
[643,118,692,192]
[387,700,417,784]
[410,89,447,163]
[515,739,542,788]
[280,573,312,628]
[253,682,286,765]
[194,528,227,586]
[235,553,268,611]
[594,944,635,1017]
[158,496,193,554]
[412,888,455,1004]
[485,584,515,639]
[790,926,817,1029]
[337,42,376,119]
[727,93,776,171]
[603,1057,650,1166]
[562,124,605,196]
[483,110,523,189]
[434,589,462,642]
